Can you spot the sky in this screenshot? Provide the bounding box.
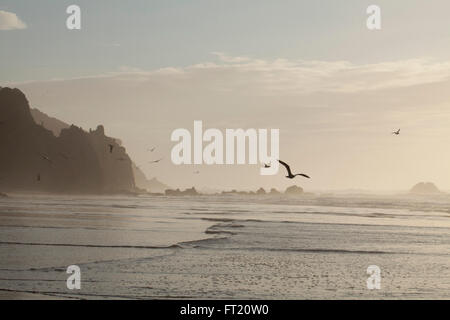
[2,0,450,192]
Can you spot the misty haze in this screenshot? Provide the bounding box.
[1,0,450,301]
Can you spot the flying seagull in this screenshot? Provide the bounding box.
[263,163,271,168]
[278,160,310,179]
[39,153,53,164]
[108,144,114,153]
[392,129,400,135]
[149,158,163,164]
[148,147,156,152]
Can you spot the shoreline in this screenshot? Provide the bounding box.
[0,289,71,300]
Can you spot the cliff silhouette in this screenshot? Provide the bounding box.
[30,108,69,137]
[0,87,135,194]
[132,165,169,193]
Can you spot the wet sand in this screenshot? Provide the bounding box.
[1,194,449,299]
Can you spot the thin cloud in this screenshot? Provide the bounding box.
[0,10,27,30]
[9,55,450,95]
[104,55,450,95]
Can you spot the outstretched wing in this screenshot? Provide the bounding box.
[295,173,311,179]
[278,160,293,176]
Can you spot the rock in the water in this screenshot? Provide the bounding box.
[410,182,441,194]
[165,187,199,196]
[256,187,266,195]
[269,188,281,195]
[284,185,304,195]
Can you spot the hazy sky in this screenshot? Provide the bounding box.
[2,1,450,191]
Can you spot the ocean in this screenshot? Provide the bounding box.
[0,193,449,299]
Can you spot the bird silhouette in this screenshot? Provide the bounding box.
[149,158,163,164]
[278,160,310,179]
[39,153,53,164]
[392,129,401,135]
[148,147,156,152]
[263,163,271,168]
[108,144,114,153]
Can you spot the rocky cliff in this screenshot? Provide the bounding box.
[0,87,135,194]
[30,108,69,137]
[132,165,169,193]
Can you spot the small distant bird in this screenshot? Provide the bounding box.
[148,147,156,152]
[39,154,52,164]
[392,129,401,135]
[108,144,114,153]
[278,160,310,179]
[149,158,163,164]
[263,163,271,168]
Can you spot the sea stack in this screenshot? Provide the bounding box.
[409,182,441,195]
[284,185,304,195]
